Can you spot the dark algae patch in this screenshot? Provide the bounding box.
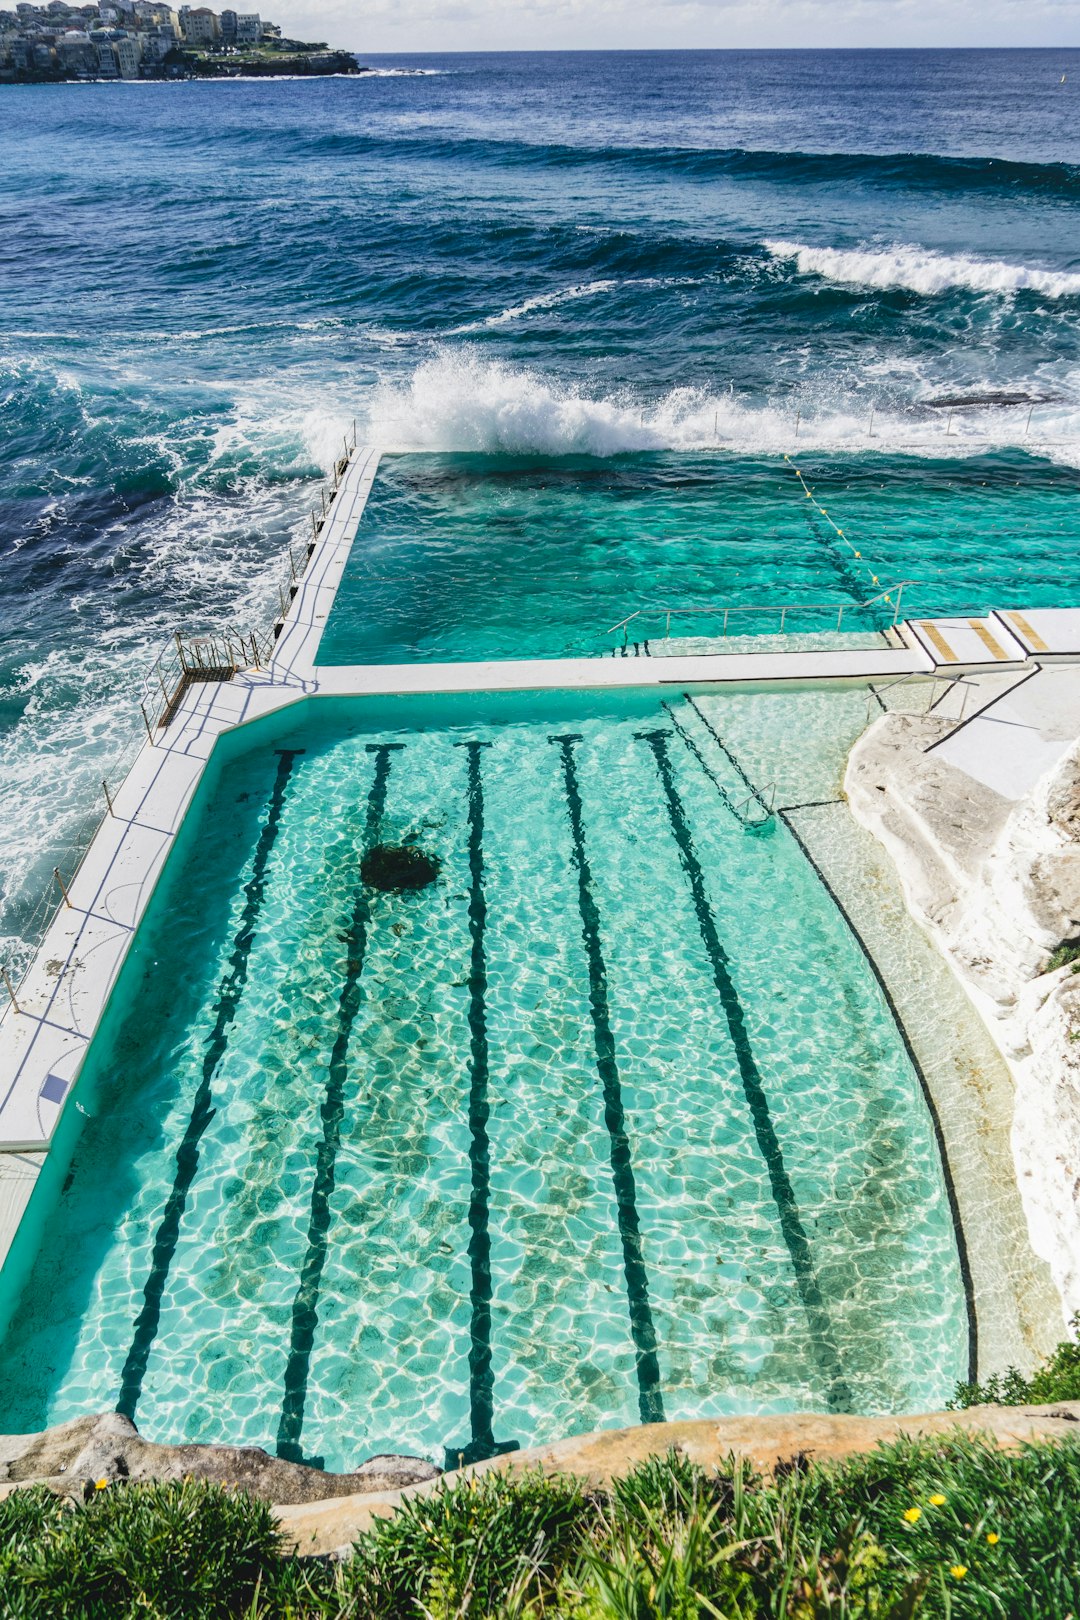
[360,844,441,893]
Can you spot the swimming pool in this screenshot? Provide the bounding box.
[0,685,968,1470]
[316,451,1080,666]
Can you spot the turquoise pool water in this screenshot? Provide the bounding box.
[317,452,1080,665]
[0,687,967,1469]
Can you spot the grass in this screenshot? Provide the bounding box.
[4,1436,1080,1616]
[951,1313,1080,1410]
[1045,939,1080,975]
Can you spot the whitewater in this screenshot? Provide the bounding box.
[2,47,1080,968]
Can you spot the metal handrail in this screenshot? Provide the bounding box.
[603,580,923,649]
[865,667,988,727]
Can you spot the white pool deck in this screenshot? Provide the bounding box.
[1,442,1080,1270]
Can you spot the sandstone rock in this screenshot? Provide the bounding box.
[846,717,1080,1315]
[0,1411,439,1505]
[275,1406,1080,1559]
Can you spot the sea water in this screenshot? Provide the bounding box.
[3,50,1080,964]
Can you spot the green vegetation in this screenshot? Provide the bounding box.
[952,1312,1080,1410]
[1045,938,1080,974]
[6,1436,1080,1616]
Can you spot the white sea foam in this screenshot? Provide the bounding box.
[765,240,1080,299]
[449,281,619,335]
[367,350,1080,464]
[361,66,446,76]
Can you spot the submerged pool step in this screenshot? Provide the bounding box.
[663,695,773,829]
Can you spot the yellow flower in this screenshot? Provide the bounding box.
[903,1507,921,1524]
[950,1566,968,1580]
[94,1478,108,1490]
[929,1494,946,1506]
[987,1532,1000,1546]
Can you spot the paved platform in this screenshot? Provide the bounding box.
[903,615,1027,668]
[992,608,1080,660]
[931,662,1080,801]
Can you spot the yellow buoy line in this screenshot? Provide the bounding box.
[782,452,892,606]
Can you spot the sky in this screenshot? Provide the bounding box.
[273,0,1080,54]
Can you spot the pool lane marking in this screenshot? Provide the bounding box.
[661,704,746,825]
[549,734,665,1426]
[680,696,773,819]
[636,729,853,1414]
[276,741,403,1467]
[778,803,977,1383]
[444,740,518,1470]
[117,747,304,1423]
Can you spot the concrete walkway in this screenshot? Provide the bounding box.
[932,663,1080,801]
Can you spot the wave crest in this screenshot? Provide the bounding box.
[766,240,1080,299]
[366,352,1080,462]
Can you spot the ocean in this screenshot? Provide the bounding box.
[2,48,1080,970]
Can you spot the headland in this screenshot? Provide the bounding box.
[0,3,362,82]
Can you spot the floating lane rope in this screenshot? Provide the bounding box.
[782,454,891,607]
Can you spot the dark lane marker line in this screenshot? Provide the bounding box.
[118,747,304,1422]
[446,740,518,1469]
[550,734,665,1426]
[662,703,746,825]
[276,742,402,1466]
[681,695,772,819]
[637,730,853,1414]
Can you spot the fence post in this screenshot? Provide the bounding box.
[1,966,19,1014]
[103,779,114,817]
[54,867,73,909]
[140,702,155,746]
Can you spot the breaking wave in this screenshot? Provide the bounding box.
[449,281,619,334]
[367,352,1080,462]
[766,240,1080,299]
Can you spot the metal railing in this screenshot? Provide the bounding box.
[865,667,991,728]
[603,581,921,652]
[140,421,360,736]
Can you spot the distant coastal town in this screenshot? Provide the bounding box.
[0,3,362,80]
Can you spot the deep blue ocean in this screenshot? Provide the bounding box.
[2,49,1080,968]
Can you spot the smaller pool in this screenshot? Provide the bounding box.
[315,451,1080,666]
[0,685,968,1470]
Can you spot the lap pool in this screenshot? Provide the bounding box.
[0,684,968,1471]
